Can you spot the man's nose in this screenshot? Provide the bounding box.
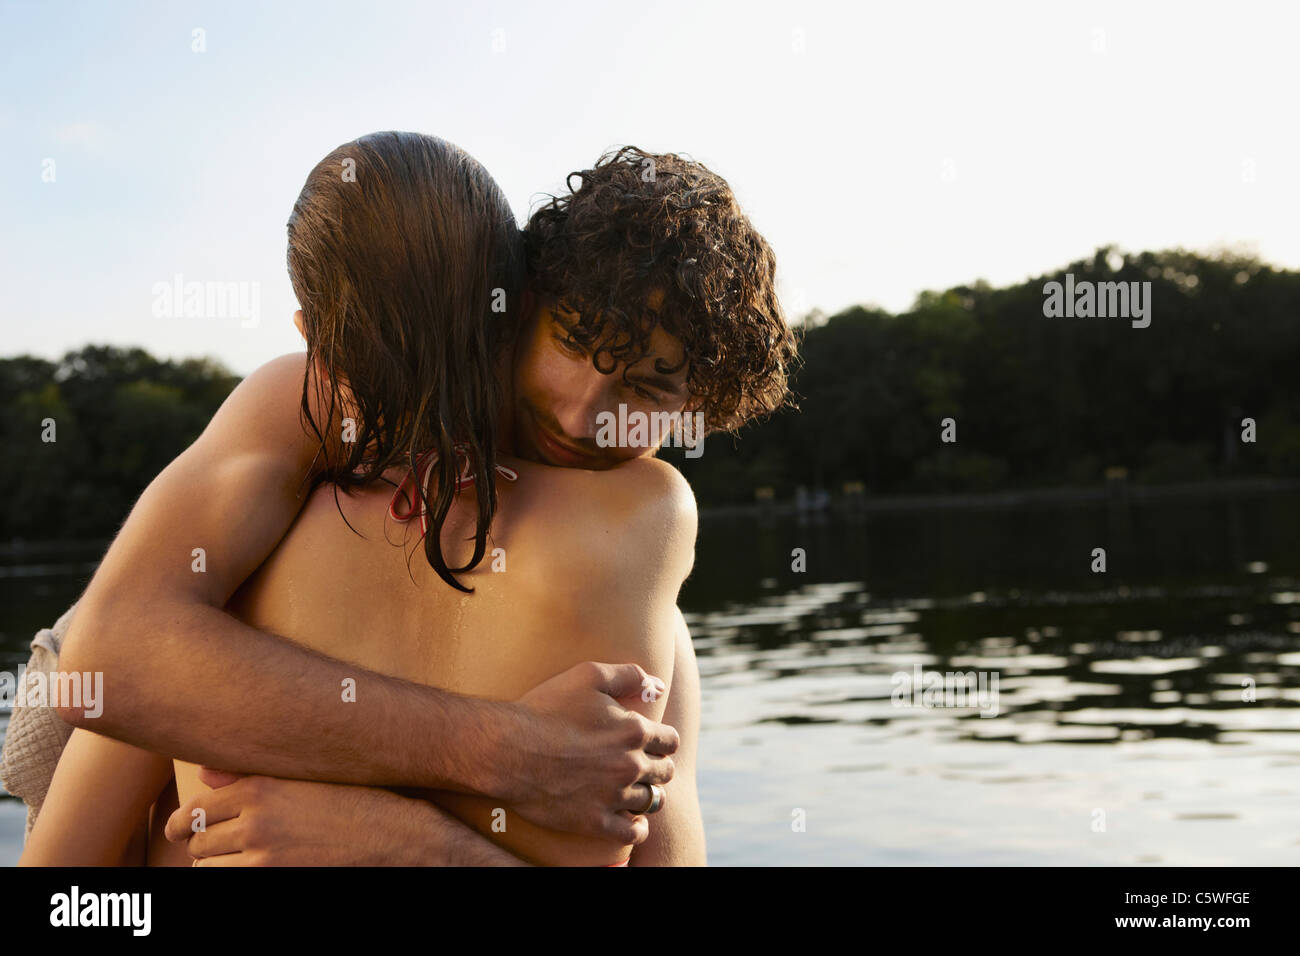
[555,377,617,442]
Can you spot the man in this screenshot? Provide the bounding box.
[47,146,794,864]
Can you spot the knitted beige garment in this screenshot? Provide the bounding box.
[0,603,79,841]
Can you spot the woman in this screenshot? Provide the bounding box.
[15,132,700,866]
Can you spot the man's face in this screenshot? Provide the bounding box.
[511,297,692,470]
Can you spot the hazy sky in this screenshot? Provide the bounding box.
[3,0,1297,375]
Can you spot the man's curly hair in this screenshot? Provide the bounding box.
[523,147,798,433]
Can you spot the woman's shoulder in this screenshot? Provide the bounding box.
[505,456,696,588]
[507,455,695,519]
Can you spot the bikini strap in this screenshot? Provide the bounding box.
[388,443,517,539]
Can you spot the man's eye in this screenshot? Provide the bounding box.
[632,384,662,403]
[554,332,584,355]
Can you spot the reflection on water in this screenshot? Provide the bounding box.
[3,488,1299,865]
[681,489,1300,865]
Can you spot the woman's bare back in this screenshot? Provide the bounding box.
[172,454,695,865]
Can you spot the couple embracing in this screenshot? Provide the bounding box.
[4,131,795,866]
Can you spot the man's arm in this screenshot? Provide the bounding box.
[169,769,534,867]
[55,353,676,843]
[171,612,702,868]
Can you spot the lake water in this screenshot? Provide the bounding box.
[4,487,1299,865]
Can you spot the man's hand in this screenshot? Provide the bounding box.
[501,661,677,845]
[166,768,526,866]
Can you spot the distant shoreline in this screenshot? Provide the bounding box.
[3,478,1298,552]
[696,476,1300,519]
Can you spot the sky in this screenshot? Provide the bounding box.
[2,0,1298,375]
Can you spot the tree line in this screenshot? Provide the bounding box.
[669,247,1300,504]
[4,248,1298,540]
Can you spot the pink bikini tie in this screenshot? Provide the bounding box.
[388,443,518,539]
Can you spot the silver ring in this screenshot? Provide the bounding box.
[639,783,664,815]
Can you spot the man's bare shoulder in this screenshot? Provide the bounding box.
[201,351,327,460]
[253,350,310,378]
[204,352,305,429]
[223,352,310,414]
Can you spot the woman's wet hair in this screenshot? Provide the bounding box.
[287,131,525,591]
